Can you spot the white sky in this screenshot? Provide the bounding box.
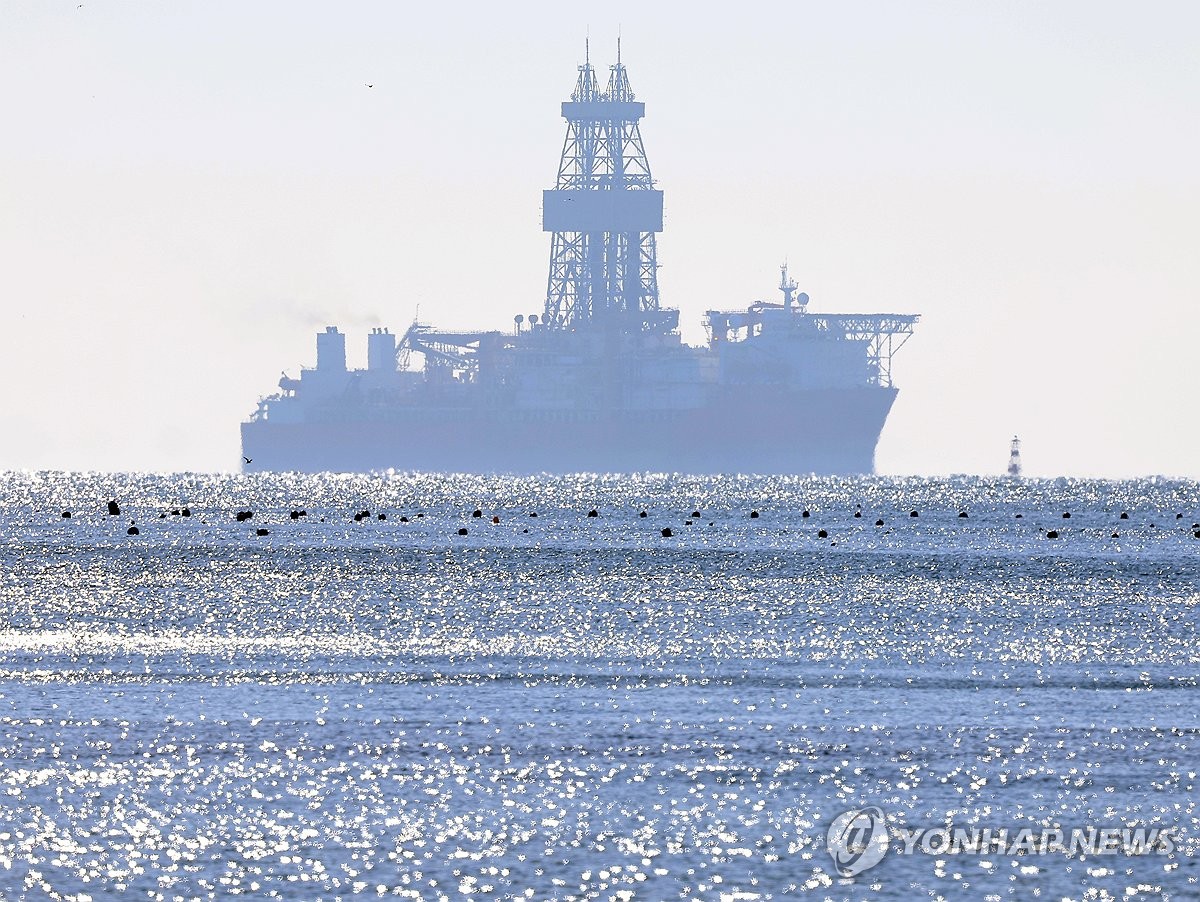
[1,1,1197,477]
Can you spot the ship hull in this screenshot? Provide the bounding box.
[240,387,897,475]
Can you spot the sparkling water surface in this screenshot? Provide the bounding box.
[0,472,1196,900]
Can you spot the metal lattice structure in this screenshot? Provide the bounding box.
[816,314,919,388]
[543,44,663,330]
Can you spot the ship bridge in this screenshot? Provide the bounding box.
[704,267,919,388]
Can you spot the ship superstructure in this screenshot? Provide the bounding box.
[241,50,918,474]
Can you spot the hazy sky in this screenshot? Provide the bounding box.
[2,1,1197,476]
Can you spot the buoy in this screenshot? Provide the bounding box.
[378,513,386,520]
[492,515,499,524]
[290,510,302,520]
[691,510,701,518]
[235,511,253,522]
[661,527,673,537]
[126,526,139,535]
[61,511,71,518]
[1120,512,1129,519]
[1111,532,1120,538]
[1015,513,1023,519]
[353,513,364,522]
[1062,512,1071,519]
[587,509,599,517]
[854,511,861,518]
[958,511,968,518]
[457,527,468,536]
[875,519,884,527]
[910,510,919,517]
[639,511,647,518]
[684,520,693,525]
[1176,513,1184,520]
[107,500,120,516]
[399,516,409,523]
[750,511,759,519]
[472,509,482,518]
[181,508,191,517]
[1047,530,1059,538]
[802,510,810,518]
[817,529,828,538]
[256,528,269,536]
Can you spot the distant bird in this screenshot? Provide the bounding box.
[243,457,253,464]
[365,84,374,88]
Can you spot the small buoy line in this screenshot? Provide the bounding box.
[52,501,1198,543]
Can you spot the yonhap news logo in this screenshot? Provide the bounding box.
[827,807,889,876]
[827,807,1176,877]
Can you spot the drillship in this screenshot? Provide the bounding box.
[241,50,918,474]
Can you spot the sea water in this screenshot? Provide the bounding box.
[0,472,1196,900]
